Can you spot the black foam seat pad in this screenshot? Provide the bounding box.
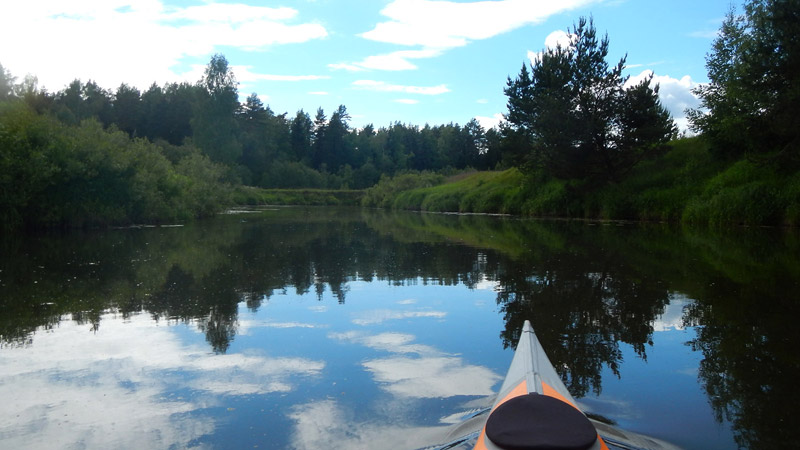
[485,393,598,450]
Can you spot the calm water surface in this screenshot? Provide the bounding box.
[1,207,798,449]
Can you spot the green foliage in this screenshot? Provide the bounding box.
[689,0,800,163]
[682,160,788,226]
[368,137,800,226]
[3,38,799,229]
[2,54,507,204]
[361,172,446,208]
[0,62,16,101]
[232,186,363,206]
[385,170,526,214]
[0,100,231,229]
[263,160,325,188]
[0,101,59,228]
[505,17,676,183]
[193,54,242,165]
[175,152,233,217]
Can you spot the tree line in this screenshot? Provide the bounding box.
[2,55,504,191]
[0,54,507,229]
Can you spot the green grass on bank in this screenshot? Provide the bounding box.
[391,170,525,214]
[362,137,800,227]
[233,186,365,206]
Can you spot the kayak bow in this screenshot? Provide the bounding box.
[469,319,683,450]
[474,320,607,450]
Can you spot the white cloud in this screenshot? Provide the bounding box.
[168,3,298,23]
[475,113,505,131]
[362,0,596,48]
[327,63,367,72]
[626,61,666,69]
[352,80,450,96]
[0,1,328,91]
[527,29,574,63]
[544,29,572,49]
[360,53,420,71]
[336,0,597,72]
[330,49,443,72]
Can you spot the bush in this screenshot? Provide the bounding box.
[262,161,325,189]
[521,179,572,217]
[682,161,785,226]
[0,102,232,229]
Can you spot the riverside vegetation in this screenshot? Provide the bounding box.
[362,137,800,226]
[1,0,798,230]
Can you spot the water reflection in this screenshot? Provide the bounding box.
[289,400,446,450]
[2,208,799,448]
[290,327,500,450]
[681,230,800,449]
[493,227,673,397]
[0,312,323,449]
[331,331,501,398]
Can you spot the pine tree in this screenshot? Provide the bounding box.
[505,17,675,183]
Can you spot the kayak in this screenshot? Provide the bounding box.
[469,319,595,449]
[424,320,680,450]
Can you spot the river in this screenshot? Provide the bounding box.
[1,207,798,449]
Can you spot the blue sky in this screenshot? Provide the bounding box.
[1,0,733,132]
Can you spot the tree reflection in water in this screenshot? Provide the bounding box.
[1,207,798,447]
[680,230,800,449]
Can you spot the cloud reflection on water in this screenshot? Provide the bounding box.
[363,356,500,398]
[0,312,324,450]
[330,330,501,398]
[653,295,690,332]
[289,400,446,450]
[288,328,501,449]
[351,309,447,325]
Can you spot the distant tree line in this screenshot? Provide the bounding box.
[2,55,504,193]
[0,54,510,229]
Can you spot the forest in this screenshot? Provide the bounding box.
[1,0,798,229]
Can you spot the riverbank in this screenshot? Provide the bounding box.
[233,186,365,206]
[362,137,800,227]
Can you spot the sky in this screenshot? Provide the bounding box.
[0,0,734,132]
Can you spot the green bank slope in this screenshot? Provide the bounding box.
[363,137,800,227]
